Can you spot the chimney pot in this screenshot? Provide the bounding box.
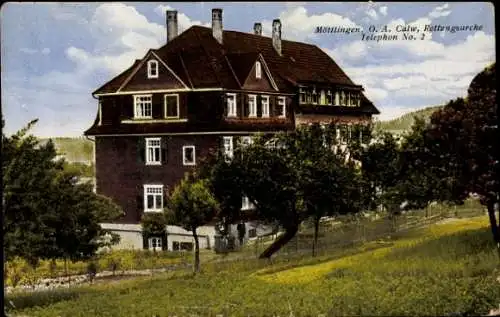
[253,22,262,35]
[166,10,178,43]
[212,8,223,45]
[272,19,282,55]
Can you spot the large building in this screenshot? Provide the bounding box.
[84,8,379,251]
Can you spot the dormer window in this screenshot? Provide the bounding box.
[255,61,262,79]
[326,91,333,105]
[299,88,306,104]
[147,60,158,79]
[312,88,318,105]
[320,90,326,105]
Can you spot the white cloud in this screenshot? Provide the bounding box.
[155,5,211,31]
[329,30,494,116]
[379,6,388,16]
[366,8,378,20]
[428,3,451,19]
[261,6,360,42]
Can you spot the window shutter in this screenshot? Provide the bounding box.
[243,95,249,117]
[161,137,168,164]
[137,138,145,164]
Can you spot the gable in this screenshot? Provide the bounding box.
[241,61,275,92]
[119,51,188,92]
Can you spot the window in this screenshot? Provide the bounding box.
[255,61,262,79]
[241,136,254,148]
[147,60,159,79]
[223,136,233,162]
[340,91,346,106]
[148,237,162,251]
[226,93,237,117]
[248,228,257,238]
[320,90,326,105]
[182,145,196,166]
[241,196,254,210]
[261,95,269,118]
[145,137,162,165]
[277,97,286,118]
[312,89,318,104]
[357,94,361,107]
[335,91,340,106]
[326,91,333,105]
[347,92,351,106]
[180,242,194,251]
[164,94,179,118]
[248,94,257,117]
[134,95,152,119]
[144,184,163,212]
[299,88,306,104]
[306,90,312,103]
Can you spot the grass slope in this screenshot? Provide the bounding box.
[376,105,443,133]
[7,216,500,317]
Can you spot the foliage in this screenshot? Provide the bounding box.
[375,105,443,133]
[6,216,500,317]
[2,119,122,265]
[420,63,499,253]
[165,174,219,273]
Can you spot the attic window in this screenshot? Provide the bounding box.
[255,61,262,79]
[147,60,159,79]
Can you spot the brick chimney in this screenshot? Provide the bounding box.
[254,22,262,35]
[272,19,282,55]
[212,8,223,45]
[166,10,178,43]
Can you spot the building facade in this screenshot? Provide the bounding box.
[84,8,380,251]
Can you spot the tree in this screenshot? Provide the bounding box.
[422,63,498,255]
[3,119,122,266]
[141,213,168,251]
[204,123,363,258]
[164,174,219,273]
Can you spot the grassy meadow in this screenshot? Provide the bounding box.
[6,214,500,317]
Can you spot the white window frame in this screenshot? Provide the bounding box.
[164,94,180,119]
[147,60,159,79]
[299,88,306,104]
[134,94,153,119]
[261,95,270,118]
[144,184,163,213]
[335,91,340,106]
[248,94,257,117]
[277,96,286,118]
[145,137,162,165]
[226,93,237,118]
[241,195,254,210]
[148,237,162,251]
[223,136,234,162]
[241,136,254,148]
[182,145,196,166]
[320,90,326,105]
[255,61,262,79]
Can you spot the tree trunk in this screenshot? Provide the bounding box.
[312,216,320,257]
[486,202,500,259]
[192,227,200,274]
[259,225,299,259]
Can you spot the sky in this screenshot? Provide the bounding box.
[1,2,495,137]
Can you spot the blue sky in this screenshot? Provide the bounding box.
[1,2,495,137]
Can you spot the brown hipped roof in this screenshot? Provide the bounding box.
[94,26,361,94]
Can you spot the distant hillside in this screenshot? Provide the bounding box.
[40,137,94,164]
[375,105,443,134]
